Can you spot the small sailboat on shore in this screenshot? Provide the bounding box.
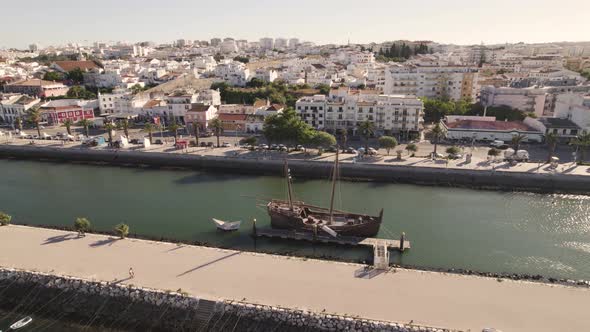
[212,218,241,231]
[9,316,32,330]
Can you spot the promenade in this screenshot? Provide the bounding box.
[1,225,589,332]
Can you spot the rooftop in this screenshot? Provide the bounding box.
[53,60,100,72]
[446,120,537,132]
[540,117,581,129]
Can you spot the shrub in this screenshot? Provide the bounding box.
[114,223,130,239]
[488,148,501,157]
[74,217,91,236]
[0,212,11,226]
[405,143,418,153]
[446,146,461,155]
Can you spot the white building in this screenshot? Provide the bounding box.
[442,116,543,142]
[254,68,278,83]
[214,61,250,86]
[220,39,239,54]
[274,38,288,50]
[260,38,274,50]
[383,64,479,101]
[553,94,590,132]
[288,38,300,49]
[0,94,40,124]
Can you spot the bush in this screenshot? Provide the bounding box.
[0,212,11,226]
[405,143,418,153]
[378,136,398,155]
[488,148,501,157]
[114,223,130,239]
[446,146,461,155]
[241,136,258,146]
[74,217,91,236]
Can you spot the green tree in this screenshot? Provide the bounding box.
[67,86,96,99]
[63,119,73,135]
[545,132,558,163]
[488,148,501,157]
[241,136,258,146]
[337,128,348,149]
[74,217,91,237]
[446,146,461,155]
[511,134,527,151]
[120,119,130,138]
[66,68,84,83]
[209,117,224,147]
[246,78,266,88]
[103,122,116,146]
[310,131,337,148]
[77,119,92,137]
[167,120,181,142]
[405,143,418,155]
[0,211,11,226]
[378,136,398,155]
[130,84,144,94]
[357,120,375,151]
[233,56,250,63]
[144,123,156,144]
[431,122,444,155]
[26,107,42,138]
[571,132,590,162]
[43,71,62,81]
[15,117,23,131]
[114,223,129,239]
[263,108,314,145]
[192,122,200,146]
[315,84,331,95]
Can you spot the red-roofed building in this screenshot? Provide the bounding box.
[51,61,101,73]
[217,113,248,131]
[442,116,543,142]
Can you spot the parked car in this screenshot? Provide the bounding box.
[448,153,463,160]
[258,144,269,150]
[325,146,338,153]
[490,140,505,148]
[222,142,231,148]
[269,144,279,150]
[367,147,378,155]
[294,145,305,151]
[345,147,357,154]
[155,139,164,145]
[206,142,214,147]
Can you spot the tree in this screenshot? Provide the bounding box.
[26,107,42,138]
[315,84,331,95]
[43,71,61,81]
[311,131,337,148]
[74,217,91,237]
[545,132,558,163]
[263,108,314,145]
[488,148,501,158]
[378,136,398,155]
[246,77,266,88]
[103,122,116,146]
[571,131,590,162]
[120,119,130,138]
[431,122,444,154]
[144,123,156,144]
[63,119,73,135]
[67,86,96,99]
[15,117,23,131]
[0,211,11,226]
[209,118,224,147]
[511,134,527,151]
[114,223,129,239]
[130,84,144,94]
[241,136,258,146]
[405,143,418,156]
[337,129,348,149]
[357,120,375,151]
[167,120,181,142]
[233,56,250,64]
[192,122,200,146]
[446,146,461,155]
[66,68,84,83]
[77,119,92,137]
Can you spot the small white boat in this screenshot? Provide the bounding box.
[212,218,241,231]
[10,316,32,330]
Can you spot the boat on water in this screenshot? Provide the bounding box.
[212,218,241,231]
[267,149,383,238]
[10,316,32,330]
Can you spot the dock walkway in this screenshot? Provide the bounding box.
[255,228,410,251]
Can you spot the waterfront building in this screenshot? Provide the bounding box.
[552,93,590,132]
[184,104,218,130]
[3,79,69,98]
[0,94,40,124]
[442,115,543,142]
[39,99,96,125]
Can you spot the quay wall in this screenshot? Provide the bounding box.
[1,144,589,194]
[0,267,453,332]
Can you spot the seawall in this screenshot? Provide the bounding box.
[1,144,589,194]
[0,268,452,332]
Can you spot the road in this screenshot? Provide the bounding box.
[1,225,589,332]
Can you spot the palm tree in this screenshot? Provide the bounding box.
[431,122,444,155]
[103,122,116,147]
[571,131,590,162]
[114,223,129,239]
[167,120,181,143]
[511,134,527,151]
[144,123,156,144]
[77,119,92,137]
[63,119,74,135]
[121,119,130,138]
[357,120,375,152]
[545,132,558,163]
[74,217,91,237]
[209,117,224,147]
[26,107,42,138]
[192,122,200,146]
[337,128,348,150]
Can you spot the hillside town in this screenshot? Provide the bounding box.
[1,39,590,159]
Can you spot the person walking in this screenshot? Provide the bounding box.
[129,267,135,279]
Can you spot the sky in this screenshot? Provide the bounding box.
[3,0,590,49]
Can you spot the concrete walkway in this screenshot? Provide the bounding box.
[1,225,589,332]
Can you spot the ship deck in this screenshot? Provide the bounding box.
[254,227,410,251]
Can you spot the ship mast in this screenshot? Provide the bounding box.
[329,148,339,223]
[284,159,294,210]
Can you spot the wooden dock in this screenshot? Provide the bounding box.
[254,228,410,251]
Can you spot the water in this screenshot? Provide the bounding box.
[1,159,590,281]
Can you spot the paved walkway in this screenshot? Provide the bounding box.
[1,225,589,332]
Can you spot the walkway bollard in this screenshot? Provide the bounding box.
[252,218,257,237]
[400,232,405,252]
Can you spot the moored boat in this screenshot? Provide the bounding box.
[212,218,241,231]
[267,149,383,237]
[10,316,32,330]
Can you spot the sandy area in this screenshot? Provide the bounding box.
[1,225,589,332]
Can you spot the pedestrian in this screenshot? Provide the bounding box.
[129,267,135,279]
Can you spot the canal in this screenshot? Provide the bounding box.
[1,159,590,280]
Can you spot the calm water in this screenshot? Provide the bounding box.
[1,159,590,280]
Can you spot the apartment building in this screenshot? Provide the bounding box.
[296,91,424,138]
[4,79,69,98]
[553,94,590,132]
[383,65,479,101]
[0,94,40,124]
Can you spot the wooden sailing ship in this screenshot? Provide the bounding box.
[267,149,383,238]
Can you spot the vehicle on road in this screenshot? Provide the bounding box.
[294,145,305,151]
[448,153,463,160]
[367,147,378,155]
[155,139,164,145]
[222,142,231,147]
[325,146,338,153]
[490,140,505,148]
[258,144,269,150]
[344,147,357,154]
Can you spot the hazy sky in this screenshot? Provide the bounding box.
[3,0,590,48]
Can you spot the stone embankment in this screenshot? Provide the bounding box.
[0,267,457,332]
[1,144,589,194]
